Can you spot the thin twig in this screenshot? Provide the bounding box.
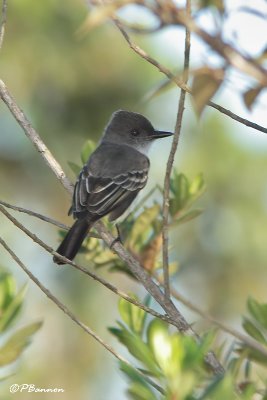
[164,281,267,359]
[0,80,189,328]
[207,100,267,134]
[0,199,100,239]
[0,79,224,374]
[0,204,173,325]
[0,237,164,395]
[114,18,189,92]
[0,79,189,328]
[1,195,261,356]
[0,0,7,50]
[1,200,262,358]
[114,21,267,135]
[100,0,267,85]
[162,0,191,299]
[157,2,267,86]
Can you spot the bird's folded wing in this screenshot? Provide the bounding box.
[72,165,149,217]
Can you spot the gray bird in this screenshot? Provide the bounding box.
[53,110,173,264]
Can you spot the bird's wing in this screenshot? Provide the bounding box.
[72,144,149,218]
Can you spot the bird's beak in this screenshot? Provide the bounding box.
[153,130,173,139]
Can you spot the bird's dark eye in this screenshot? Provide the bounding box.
[131,129,139,137]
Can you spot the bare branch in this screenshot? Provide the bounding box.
[0,236,164,395]
[6,198,254,342]
[0,199,100,239]
[157,2,267,86]
[114,18,189,91]
[164,281,267,360]
[0,204,173,326]
[114,20,267,135]
[162,0,191,300]
[0,0,7,50]
[0,79,224,374]
[207,100,267,133]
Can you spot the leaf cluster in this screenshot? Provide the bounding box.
[240,297,267,367]
[110,296,267,400]
[66,141,205,278]
[0,269,42,380]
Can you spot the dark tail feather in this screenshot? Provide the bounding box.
[53,219,93,265]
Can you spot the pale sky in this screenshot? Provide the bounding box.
[119,0,267,150]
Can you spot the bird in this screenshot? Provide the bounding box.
[53,110,173,264]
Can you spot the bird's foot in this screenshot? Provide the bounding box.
[110,224,123,251]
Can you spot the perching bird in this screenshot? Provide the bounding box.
[53,110,173,264]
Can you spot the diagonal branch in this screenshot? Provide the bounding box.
[0,78,224,375]
[0,199,100,238]
[0,204,173,325]
[114,21,267,135]
[1,199,263,359]
[0,236,164,395]
[162,280,267,359]
[1,196,263,358]
[170,5,267,86]
[162,0,191,300]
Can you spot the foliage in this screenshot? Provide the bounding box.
[84,1,267,115]
[66,140,205,278]
[0,269,42,379]
[240,297,267,366]
[57,116,267,398]
[2,0,267,398]
[110,295,267,400]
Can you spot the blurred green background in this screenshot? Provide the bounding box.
[1,0,267,399]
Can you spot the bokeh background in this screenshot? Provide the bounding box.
[1,0,267,398]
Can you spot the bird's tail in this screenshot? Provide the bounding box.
[53,218,93,265]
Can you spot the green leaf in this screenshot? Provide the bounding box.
[244,359,251,379]
[109,324,161,377]
[120,361,145,384]
[128,382,158,400]
[0,271,16,311]
[119,362,158,400]
[198,375,225,400]
[118,296,147,336]
[0,321,42,367]
[200,329,217,354]
[171,208,203,226]
[247,297,267,331]
[129,205,160,248]
[181,336,204,370]
[170,173,190,215]
[147,319,173,374]
[189,173,206,200]
[242,318,267,345]
[81,140,96,164]
[0,284,28,333]
[67,161,81,176]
